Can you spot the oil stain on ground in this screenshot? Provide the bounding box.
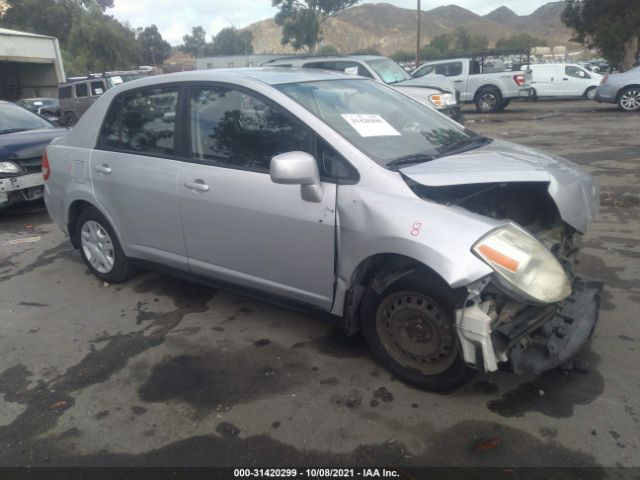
[8,420,602,471]
[0,273,216,465]
[138,342,311,409]
[307,328,369,358]
[487,348,603,418]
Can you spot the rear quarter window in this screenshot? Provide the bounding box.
[59,86,72,99]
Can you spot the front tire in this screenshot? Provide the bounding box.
[360,272,475,392]
[76,207,134,283]
[618,86,640,111]
[63,112,78,127]
[475,88,503,113]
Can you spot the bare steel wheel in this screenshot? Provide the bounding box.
[76,206,135,283]
[81,220,115,274]
[376,291,457,375]
[618,87,640,112]
[361,272,475,391]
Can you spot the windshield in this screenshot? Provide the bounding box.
[276,79,472,167]
[0,103,54,134]
[365,58,412,85]
[16,99,57,113]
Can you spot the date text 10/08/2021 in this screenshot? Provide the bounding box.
[233,469,400,478]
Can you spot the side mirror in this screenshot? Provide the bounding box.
[270,151,324,203]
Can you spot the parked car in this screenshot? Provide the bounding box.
[16,97,61,124]
[522,64,602,100]
[595,66,640,111]
[44,69,602,391]
[411,55,532,113]
[0,101,66,209]
[264,55,463,122]
[58,70,154,126]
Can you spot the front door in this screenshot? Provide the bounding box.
[179,85,337,309]
[91,86,187,269]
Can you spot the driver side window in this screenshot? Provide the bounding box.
[190,86,313,173]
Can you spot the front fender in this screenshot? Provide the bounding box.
[332,185,501,315]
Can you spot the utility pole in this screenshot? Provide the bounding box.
[416,0,421,68]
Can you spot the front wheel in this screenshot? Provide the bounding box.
[618,87,640,111]
[76,207,135,283]
[360,272,475,392]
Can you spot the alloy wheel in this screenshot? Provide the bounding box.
[620,88,640,111]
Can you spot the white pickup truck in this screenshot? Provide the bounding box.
[412,57,532,113]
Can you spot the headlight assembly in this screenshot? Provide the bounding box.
[429,93,457,108]
[0,161,21,174]
[472,223,571,305]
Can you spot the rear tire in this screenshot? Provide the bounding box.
[475,88,503,113]
[585,86,597,100]
[76,206,135,283]
[360,272,475,392]
[618,86,640,111]
[529,88,539,101]
[63,112,78,127]
[496,99,511,112]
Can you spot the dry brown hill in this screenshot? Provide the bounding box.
[244,1,578,55]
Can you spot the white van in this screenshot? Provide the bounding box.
[524,64,602,100]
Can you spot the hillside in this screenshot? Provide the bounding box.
[244,1,577,55]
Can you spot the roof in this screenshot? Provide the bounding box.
[265,55,385,65]
[112,67,362,89]
[0,27,56,40]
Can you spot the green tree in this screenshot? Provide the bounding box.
[272,0,361,53]
[180,26,208,57]
[137,24,171,66]
[351,47,380,55]
[316,44,340,55]
[454,27,488,53]
[496,33,545,50]
[390,50,414,62]
[209,27,254,55]
[562,0,639,70]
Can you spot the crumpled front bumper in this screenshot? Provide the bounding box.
[0,172,44,208]
[456,275,603,375]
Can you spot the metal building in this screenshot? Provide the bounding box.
[0,27,65,101]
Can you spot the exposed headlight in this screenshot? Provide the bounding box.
[472,223,571,305]
[429,93,457,107]
[0,161,20,173]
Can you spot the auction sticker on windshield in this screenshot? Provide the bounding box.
[341,114,401,137]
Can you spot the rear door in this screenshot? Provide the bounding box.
[178,84,338,308]
[91,85,188,269]
[436,61,467,100]
[73,82,91,117]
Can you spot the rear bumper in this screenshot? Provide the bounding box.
[595,84,618,103]
[0,173,44,208]
[456,275,603,375]
[516,88,533,98]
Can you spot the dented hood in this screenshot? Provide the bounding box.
[400,139,599,233]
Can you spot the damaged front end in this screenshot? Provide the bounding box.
[401,144,603,375]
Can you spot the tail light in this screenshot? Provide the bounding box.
[601,75,608,85]
[513,74,526,87]
[42,150,50,181]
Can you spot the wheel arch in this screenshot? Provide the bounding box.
[340,252,467,335]
[617,84,640,101]
[67,199,126,254]
[473,84,502,101]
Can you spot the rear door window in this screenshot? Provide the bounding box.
[100,87,179,156]
[75,83,88,98]
[334,61,374,78]
[91,81,106,96]
[436,62,463,76]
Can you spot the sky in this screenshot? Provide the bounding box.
[108,0,554,46]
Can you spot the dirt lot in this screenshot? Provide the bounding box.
[0,99,638,469]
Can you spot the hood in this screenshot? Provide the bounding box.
[0,127,67,161]
[400,139,598,233]
[397,74,456,93]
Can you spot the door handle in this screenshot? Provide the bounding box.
[94,164,111,174]
[184,180,210,192]
[563,78,569,81]
[454,80,463,83]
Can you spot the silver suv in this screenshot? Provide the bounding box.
[595,66,640,111]
[44,68,602,391]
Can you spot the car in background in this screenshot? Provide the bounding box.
[595,66,640,111]
[16,98,61,124]
[0,100,66,209]
[411,54,533,113]
[58,70,154,126]
[522,64,602,100]
[264,55,463,123]
[44,69,601,391]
